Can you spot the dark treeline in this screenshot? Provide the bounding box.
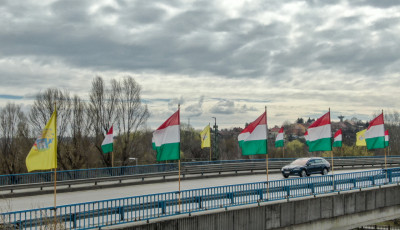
[0,76,399,174]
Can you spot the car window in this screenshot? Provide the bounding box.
[290,159,308,166]
[308,160,315,165]
[316,159,323,164]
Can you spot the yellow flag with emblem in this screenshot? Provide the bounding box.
[200,124,211,149]
[26,109,57,172]
[356,129,367,146]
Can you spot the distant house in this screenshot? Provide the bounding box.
[269,126,281,138]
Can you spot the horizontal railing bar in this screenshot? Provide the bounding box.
[1,167,397,229]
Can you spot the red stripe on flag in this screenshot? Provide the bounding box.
[157,110,180,130]
[107,126,113,135]
[334,129,342,138]
[279,126,284,133]
[308,111,330,128]
[368,113,384,129]
[385,130,389,136]
[239,112,266,134]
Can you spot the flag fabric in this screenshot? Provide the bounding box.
[385,130,389,147]
[356,129,367,146]
[365,113,385,150]
[238,112,267,155]
[307,111,332,152]
[333,129,342,147]
[101,126,113,154]
[200,124,211,149]
[152,110,180,161]
[26,110,57,172]
[275,127,284,148]
[304,131,309,146]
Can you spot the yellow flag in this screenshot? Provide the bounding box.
[356,129,367,146]
[26,110,57,172]
[200,124,211,149]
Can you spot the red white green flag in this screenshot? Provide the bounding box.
[238,112,267,155]
[101,126,113,154]
[275,127,284,148]
[385,130,389,147]
[152,110,180,161]
[333,129,342,147]
[365,113,385,150]
[308,111,332,152]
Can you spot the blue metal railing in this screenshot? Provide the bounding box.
[1,167,400,229]
[1,156,398,187]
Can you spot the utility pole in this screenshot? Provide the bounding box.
[212,117,218,160]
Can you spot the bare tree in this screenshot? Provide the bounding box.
[62,95,92,169]
[116,76,149,166]
[0,103,30,174]
[29,88,72,170]
[88,77,122,167]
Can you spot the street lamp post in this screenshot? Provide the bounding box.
[212,117,218,160]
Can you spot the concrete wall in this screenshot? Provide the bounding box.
[108,185,400,230]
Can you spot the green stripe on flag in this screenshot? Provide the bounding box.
[366,136,385,150]
[309,138,332,152]
[155,142,180,161]
[275,140,284,148]
[101,143,113,154]
[239,139,267,155]
[333,141,342,148]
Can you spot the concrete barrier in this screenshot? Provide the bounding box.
[111,184,400,230]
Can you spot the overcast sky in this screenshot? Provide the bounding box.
[1,0,399,130]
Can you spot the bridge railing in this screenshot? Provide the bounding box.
[1,167,399,229]
[1,156,399,187]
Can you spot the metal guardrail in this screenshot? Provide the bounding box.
[1,157,400,192]
[358,226,400,230]
[1,167,400,229]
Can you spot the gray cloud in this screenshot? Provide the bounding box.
[184,96,204,117]
[210,100,235,114]
[1,0,400,129]
[210,99,259,115]
[1,0,399,82]
[168,96,184,111]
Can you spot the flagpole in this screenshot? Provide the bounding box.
[383,110,387,183]
[209,123,212,161]
[265,106,269,200]
[53,102,57,228]
[282,146,285,158]
[178,104,181,213]
[112,151,114,168]
[329,108,335,191]
[385,147,387,183]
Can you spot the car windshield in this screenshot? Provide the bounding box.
[290,159,308,166]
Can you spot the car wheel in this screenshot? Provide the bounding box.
[300,170,307,177]
[283,174,289,178]
[322,168,328,175]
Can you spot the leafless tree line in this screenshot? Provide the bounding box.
[0,77,399,175]
[0,76,150,174]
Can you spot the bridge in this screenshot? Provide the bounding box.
[0,157,400,229]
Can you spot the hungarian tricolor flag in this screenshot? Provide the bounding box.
[101,126,113,154]
[304,131,309,146]
[308,111,332,152]
[365,113,385,150]
[385,130,389,147]
[238,112,267,155]
[275,127,284,148]
[152,110,180,161]
[333,129,342,147]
